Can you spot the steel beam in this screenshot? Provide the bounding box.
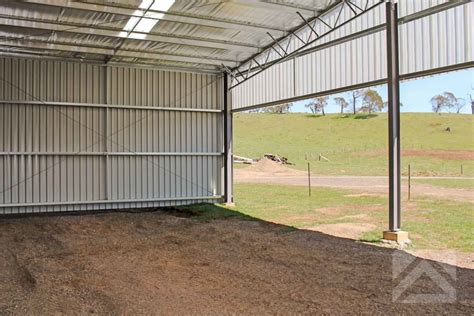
[386,0,401,232]
[19,0,287,36]
[0,16,260,53]
[223,74,234,205]
[232,62,474,113]
[0,39,239,67]
[0,195,223,209]
[0,100,223,113]
[229,0,317,16]
[0,152,223,156]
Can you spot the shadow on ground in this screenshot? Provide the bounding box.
[0,205,472,314]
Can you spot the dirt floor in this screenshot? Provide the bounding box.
[234,158,474,203]
[0,210,473,314]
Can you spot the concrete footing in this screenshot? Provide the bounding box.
[383,231,410,244]
[223,202,236,208]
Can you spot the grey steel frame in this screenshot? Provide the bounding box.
[226,0,385,89]
[386,0,401,232]
[223,74,233,204]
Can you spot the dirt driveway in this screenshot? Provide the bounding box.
[234,159,474,203]
[0,210,472,314]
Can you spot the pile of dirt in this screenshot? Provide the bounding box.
[238,157,304,176]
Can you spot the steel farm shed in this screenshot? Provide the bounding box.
[0,0,472,234]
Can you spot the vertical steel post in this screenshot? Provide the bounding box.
[223,74,233,204]
[104,63,109,200]
[386,0,401,231]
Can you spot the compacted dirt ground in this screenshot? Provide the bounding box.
[0,210,472,314]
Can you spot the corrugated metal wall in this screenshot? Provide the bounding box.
[0,56,224,214]
[232,0,473,110]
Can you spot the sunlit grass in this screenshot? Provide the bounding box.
[413,178,474,190]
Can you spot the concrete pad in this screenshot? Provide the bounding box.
[383,231,410,244]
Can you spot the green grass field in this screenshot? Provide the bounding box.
[413,178,474,189]
[234,113,474,176]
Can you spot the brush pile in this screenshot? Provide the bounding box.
[234,153,293,165]
[263,153,293,165]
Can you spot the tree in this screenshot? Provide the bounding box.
[455,98,466,114]
[262,103,292,114]
[305,96,328,116]
[361,89,384,114]
[443,92,465,113]
[470,93,474,115]
[469,86,474,115]
[443,92,457,113]
[348,90,363,114]
[334,97,349,114]
[431,94,446,113]
[430,92,463,113]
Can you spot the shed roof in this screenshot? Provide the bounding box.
[0,0,337,72]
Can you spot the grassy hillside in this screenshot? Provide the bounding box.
[234,113,474,176]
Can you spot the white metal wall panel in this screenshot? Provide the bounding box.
[0,57,224,214]
[231,59,294,110]
[232,1,473,110]
[295,31,387,97]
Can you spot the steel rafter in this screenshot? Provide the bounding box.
[226,0,384,89]
[20,0,288,37]
[0,15,260,53]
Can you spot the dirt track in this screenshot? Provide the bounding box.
[0,210,472,314]
[234,159,474,203]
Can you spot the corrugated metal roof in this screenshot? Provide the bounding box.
[0,0,337,71]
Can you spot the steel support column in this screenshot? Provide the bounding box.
[386,0,401,231]
[223,74,234,204]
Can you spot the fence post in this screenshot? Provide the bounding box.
[307,162,312,197]
[408,164,411,201]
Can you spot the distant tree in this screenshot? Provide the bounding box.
[430,92,463,113]
[431,94,446,113]
[361,89,384,114]
[469,86,474,114]
[443,92,458,113]
[305,97,328,116]
[348,90,363,114]
[334,97,349,114]
[455,98,466,114]
[262,103,292,114]
[470,93,474,115]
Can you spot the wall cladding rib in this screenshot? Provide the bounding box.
[0,57,224,214]
[231,1,473,110]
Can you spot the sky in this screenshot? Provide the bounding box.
[291,68,473,114]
